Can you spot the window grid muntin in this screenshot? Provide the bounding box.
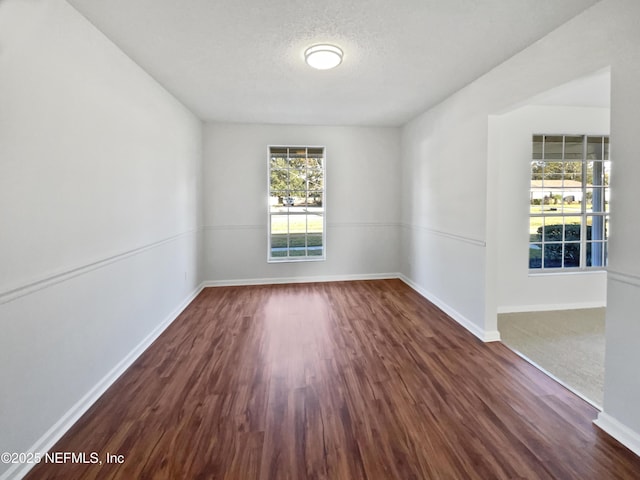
[530,134,609,271]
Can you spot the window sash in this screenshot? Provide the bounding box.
[529,135,609,271]
[268,146,326,262]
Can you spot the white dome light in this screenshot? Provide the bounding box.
[304,44,343,70]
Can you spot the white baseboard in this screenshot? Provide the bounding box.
[497,301,606,314]
[398,274,500,343]
[202,272,400,288]
[0,284,205,480]
[594,411,640,457]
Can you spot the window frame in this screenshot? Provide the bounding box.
[267,145,326,263]
[528,134,610,273]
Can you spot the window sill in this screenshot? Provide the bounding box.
[528,268,607,277]
[268,257,326,264]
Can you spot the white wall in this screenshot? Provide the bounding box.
[0,1,203,477]
[493,105,609,313]
[202,123,400,283]
[401,0,640,452]
[400,80,492,341]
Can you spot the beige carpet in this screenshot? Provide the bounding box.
[498,308,605,407]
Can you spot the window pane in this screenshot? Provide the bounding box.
[529,243,542,268]
[530,195,543,213]
[306,213,324,234]
[308,192,323,209]
[288,147,306,164]
[587,136,604,160]
[270,148,287,168]
[532,136,543,159]
[307,157,323,169]
[270,213,289,257]
[587,241,606,267]
[531,161,544,180]
[564,217,581,241]
[543,243,563,268]
[299,192,309,205]
[588,161,606,187]
[269,192,289,212]
[530,162,544,212]
[544,136,563,159]
[563,161,582,182]
[289,169,306,189]
[587,215,607,242]
[562,188,582,213]
[542,217,563,242]
[288,215,307,236]
[586,187,606,213]
[307,148,324,166]
[529,217,542,241]
[270,237,288,257]
[543,162,563,180]
[308,233,323,256]
[307,170,324,191]
[563,242,581,268]
[542,189,563,209]
[270,169,289,191]
[289,191,306,208]
[564,136,583,159]
[271,214,289,236]
[289,157,306,169]
[288,233,307,256]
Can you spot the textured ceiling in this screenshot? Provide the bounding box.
[66,0,600,126]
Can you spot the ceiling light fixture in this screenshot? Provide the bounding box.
[304,44,343,70]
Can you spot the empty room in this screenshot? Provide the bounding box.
[1,1,640,479]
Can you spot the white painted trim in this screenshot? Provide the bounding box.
[328,222,400,228]
[398,274,500,343]
[0,284,205,480]
[483,330,502,342]
[594,412,640,457]
[203,224,263,231]
[399,222,486,247]
[497,301,606,314]
[0,229,200,305]
[202,272,400,287]
[608,269,640,288]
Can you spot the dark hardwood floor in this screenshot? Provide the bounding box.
[26,279,640,479]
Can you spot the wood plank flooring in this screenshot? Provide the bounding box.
[25,279,640,479]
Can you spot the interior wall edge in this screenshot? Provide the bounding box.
[398,274,500,343]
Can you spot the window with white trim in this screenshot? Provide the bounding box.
[529,134,610,270]
[268,146,325,262]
